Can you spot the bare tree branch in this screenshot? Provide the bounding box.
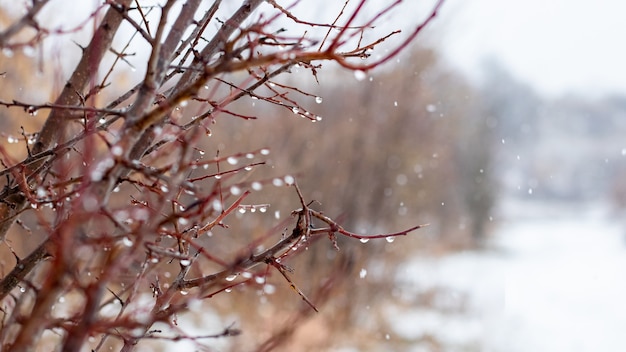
[0,1,444,350]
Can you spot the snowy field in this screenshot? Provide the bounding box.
[392,199,626,351]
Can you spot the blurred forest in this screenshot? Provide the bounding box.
[2,2,626,351]
[479,61,626,209]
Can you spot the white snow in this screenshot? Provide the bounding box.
[394,200,626,351]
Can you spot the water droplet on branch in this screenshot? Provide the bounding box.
[354,70,367,81]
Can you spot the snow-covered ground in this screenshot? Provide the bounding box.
[392,199,626,351]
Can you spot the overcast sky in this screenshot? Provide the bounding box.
[4,0,623,98]
[435,0,626,97]
[288,0,626,98]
